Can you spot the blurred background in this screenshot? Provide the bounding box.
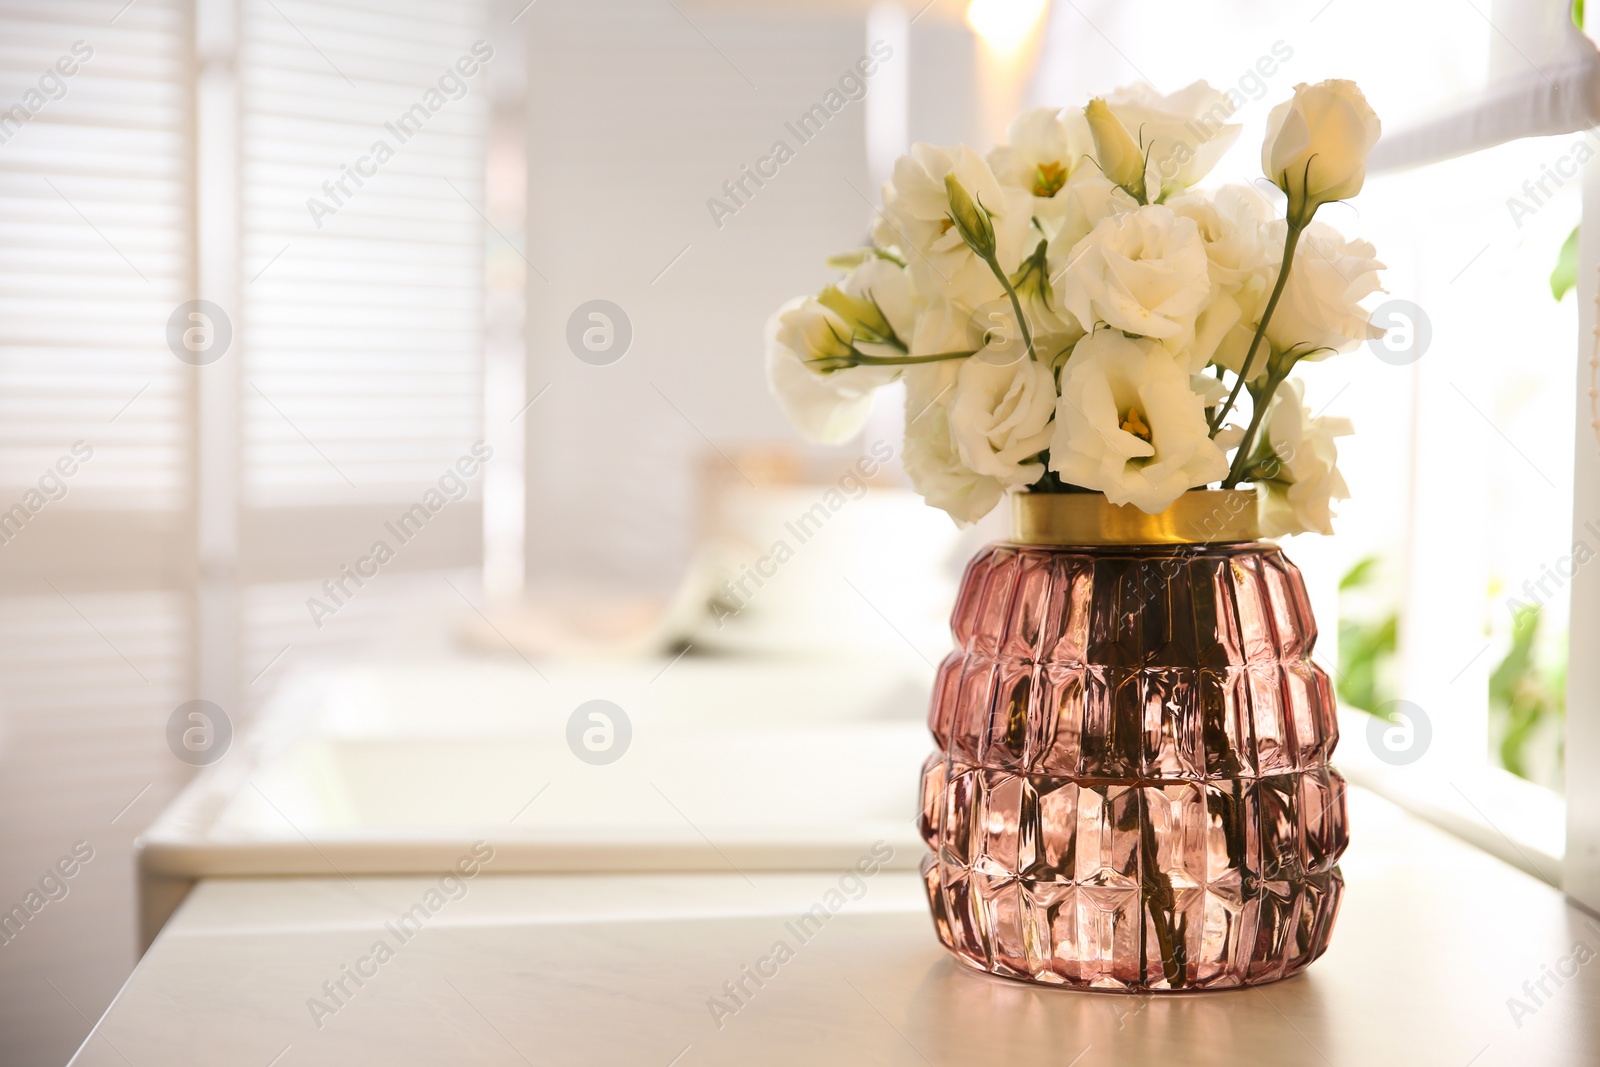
[0,0,1593,1062]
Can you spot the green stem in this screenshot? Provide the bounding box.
[982,253,1038,364]
[1221,362,1290,488]
[845,348,976,367]
[1209,220,1304,435]
[1137,792,1185,988]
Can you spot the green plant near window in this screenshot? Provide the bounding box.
[1337,555,1400,716]
[1489,604,1566,784]
[1552,226,1579,301]
[1524,211,1579,784]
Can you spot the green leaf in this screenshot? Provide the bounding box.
[1336,555,1399,716]
[1576,0,1585,30]
[1551,225,1579,301]
[1339,555,1380,591]
[1488,604,1567,784]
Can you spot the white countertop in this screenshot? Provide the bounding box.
[76,787,1600,1066]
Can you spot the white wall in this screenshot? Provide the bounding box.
[522,1,977,590]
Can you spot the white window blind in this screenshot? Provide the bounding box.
[0,0,191,513]
[239,0,489,508]
[231,0,493,700]
[1,4,501,1058]
[0,4,194,1064]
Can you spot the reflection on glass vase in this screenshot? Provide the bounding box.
[919,489,1348,991]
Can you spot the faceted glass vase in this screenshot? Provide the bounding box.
[918,537,1348,991]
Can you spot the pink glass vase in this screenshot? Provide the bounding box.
[918,492,1348,991]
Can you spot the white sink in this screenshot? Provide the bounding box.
[137,655,936,945]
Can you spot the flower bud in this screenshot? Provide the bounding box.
[1084,97,1146,202]
[1008,239,1051,308]
[944,173,997,260]
[786,302,860,373]
[825,246,904,272]
[1262,79,1381,225]
[816,285,897,347]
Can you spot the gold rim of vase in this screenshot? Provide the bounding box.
[1010,488,1261,546]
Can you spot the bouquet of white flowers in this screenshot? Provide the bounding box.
[765,79,1383,537]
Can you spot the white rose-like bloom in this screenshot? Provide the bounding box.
[987,106,1091,230]
[766,298,888,443]
[902,361,1005,525]
[949,348,1056,488]
[1048,329,1229,513]
[910,297,984,358]
[1255,379,1353,537]
[1168,185,1274,372]
[1010,274,1083,363]
[1263,79,1381,223]
[1052,204,1211,342]
[764,260,914,444]
[1103,81,1243,199]
[881,143,1034,307]
[968,296,1076,369]
[1168,185,1272,289]
[1262,219,1385,357]
[1046,170,1139,258]
[1199,294,1270,379]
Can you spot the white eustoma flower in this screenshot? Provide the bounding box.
[1051,204,1211,342]
[881,143,1034,306]
[1103,81,1242,200]
[949,342,1056,488]
[1168,185,1272,289]
[764,260,915,444]
[1048,328,1229,512]
[1254,379,1353,536]
[1048,171,1140,254]
[1168,185,1274,372]
[1194,373,1246,451]
[1208,290,1278,382]
[1006,253,1083,362]
[911,297,984,358]
[988,106,1091,230]
[902,361,1005,525]
[834,256,918,353]
[1263,79,1381,224]
[1262,220,1385,357]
